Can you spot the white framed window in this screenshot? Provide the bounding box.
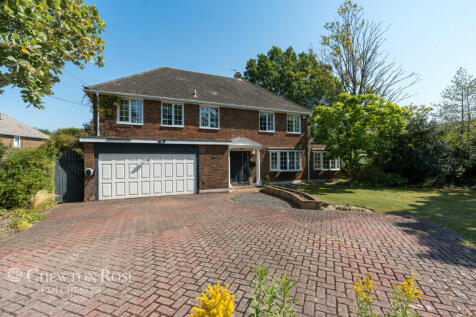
[259,112,275,132]
[13,136,21,148]
[117,99,143,124]
[161,103,184,127]
[313,151,340,171]
[200,106,219,129]
[287,114,301,133]
[269,150,301,172]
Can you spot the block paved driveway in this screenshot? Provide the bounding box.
[0,193,475,316]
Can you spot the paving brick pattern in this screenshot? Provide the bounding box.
[0,193,475,316]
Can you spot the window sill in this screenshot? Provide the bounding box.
[313,169,341,171]
[161,125,184,128]
[286,131,301,135]
[199,126,220,130]
[117,122,143,126]
[259,130,275,133]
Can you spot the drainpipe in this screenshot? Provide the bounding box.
[307,116,311,182]
[96,90,100,137]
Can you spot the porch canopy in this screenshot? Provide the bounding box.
[228,137,262,186]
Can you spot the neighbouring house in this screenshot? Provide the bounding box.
[80,67,339,201]
[0,112,49,149]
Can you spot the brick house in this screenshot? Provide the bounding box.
[80,68,339,201]
[0,112,49,149]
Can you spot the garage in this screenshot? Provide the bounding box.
[98,154,196,200]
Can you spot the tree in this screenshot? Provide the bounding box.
[321,0,419,102]
[0,0,105,108]
[244,46,341,109]
[437,67,476,144]
[386,107,458,184]
[46,127,87,154]
[311,93,409,178]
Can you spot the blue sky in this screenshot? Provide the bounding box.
[2,0,476,130]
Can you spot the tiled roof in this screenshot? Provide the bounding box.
[0,112,49,139]
[86,67,311,114]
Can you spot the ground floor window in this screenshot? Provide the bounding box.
[313,151,340,170]
[13,136,21,148]
[270,150,301,171]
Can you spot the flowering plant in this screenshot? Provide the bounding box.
[190,281,235,317]
[390,274,422,317]
[353,274,377,317]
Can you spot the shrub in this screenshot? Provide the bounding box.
[0,146,56,209]
[249,265,297,316]
[190,281,235,317]
[8,208,45,230]
[353,167,408,187]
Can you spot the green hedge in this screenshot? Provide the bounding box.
[0,146,56,209]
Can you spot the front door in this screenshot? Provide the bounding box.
[230,151,250,185]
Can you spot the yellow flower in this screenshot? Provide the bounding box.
[190,281,235,317]
[353,274,375,302]
[399,274,422,301]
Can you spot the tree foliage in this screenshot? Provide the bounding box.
[0,0,105,108]
[386,107,460,184]
[244,46,341,109]
[46,127,87,154]
[311,93,409,178]
[437,67,476,144]
[321,0,419,102]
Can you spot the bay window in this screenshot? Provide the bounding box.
[269,150,301,171]
[313,151,340,171]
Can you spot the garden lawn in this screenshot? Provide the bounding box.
[294,181,476,246]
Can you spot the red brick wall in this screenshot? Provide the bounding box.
[0,135,45,149]
[83,143,95,201]
[96,99,311,183]
[99,100,307,149]
[198,145,229,190]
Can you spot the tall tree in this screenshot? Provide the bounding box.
[244,46,341,109]
[321,0,419,102]
[311,93,409,178]
[438,67,476,144]
[0,0,106,109]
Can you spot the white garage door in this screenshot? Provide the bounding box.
[98,154,196,200]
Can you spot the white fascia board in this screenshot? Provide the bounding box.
[83,88,311,115]
[79,136,232,145]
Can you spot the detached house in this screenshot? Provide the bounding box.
[0,112,49,149]
[80,67,339,201]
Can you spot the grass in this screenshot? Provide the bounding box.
[294,180,476,246]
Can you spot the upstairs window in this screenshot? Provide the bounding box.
[13,136,21,148]
[117,99,143,124]
[200,106,219,129]
[287,114,301,133]
[161,103,184,127]
[313,151,340,171]
[270,150,301,172]
[259,112,275,132]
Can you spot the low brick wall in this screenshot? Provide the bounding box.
[261,185,327,209]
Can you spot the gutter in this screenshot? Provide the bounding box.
[78,136,233,146]
[83,88,312,116]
